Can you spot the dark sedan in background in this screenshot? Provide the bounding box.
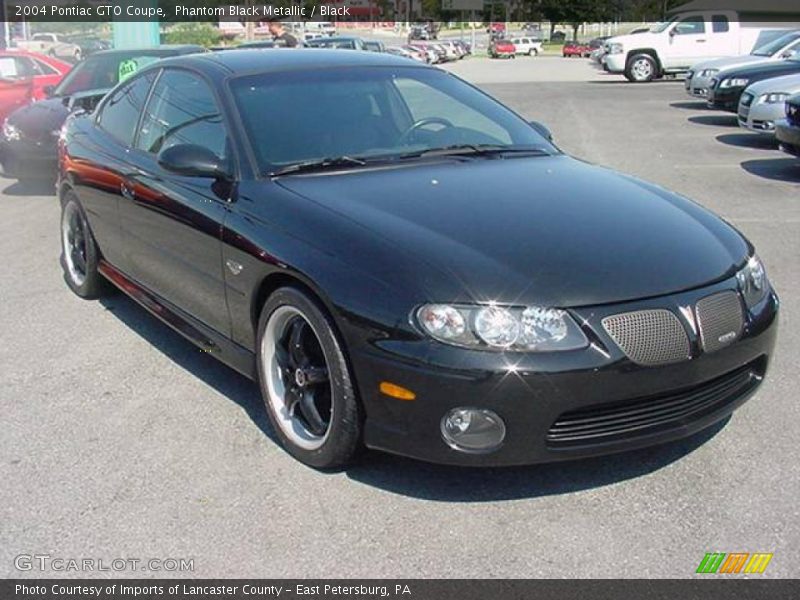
[1,45,203,182]
[707,52,800,112]
[58,50,778,469]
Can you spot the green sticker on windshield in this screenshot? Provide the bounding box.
[118,59,138,82]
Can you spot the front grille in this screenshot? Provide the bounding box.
[546,359,764,447]
[602,310,690,367]
[740,92,754,107]
[696,291,744,354]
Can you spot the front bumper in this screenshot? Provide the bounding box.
[352,279,779,466]
[706,86,743,112]
[776,118,800,157]
[604,53,626,73]
[737,97,783,134]
[686,74,713,98]
[0,137,58,179]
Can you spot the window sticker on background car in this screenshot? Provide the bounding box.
[118,59,138,82]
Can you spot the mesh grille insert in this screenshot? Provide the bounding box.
[696,291,744,354]
[602,309,690,366]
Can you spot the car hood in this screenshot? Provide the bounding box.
[719,59,800,81]
[606,33,661,48]
[693,55,765,73]
[275,156,749,307]
[7,97,72,141]
[745,72,800,96]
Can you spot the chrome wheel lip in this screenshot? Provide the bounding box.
[261,305,333,451]
[61,201,87,287]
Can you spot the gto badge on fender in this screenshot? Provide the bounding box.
[225,259,243,275]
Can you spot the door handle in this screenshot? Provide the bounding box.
[120,181,134,201]
[696,39,707,43]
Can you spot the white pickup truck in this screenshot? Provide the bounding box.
[604,8,800,82]
[16,33,82,62]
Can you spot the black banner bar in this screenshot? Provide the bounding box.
[3,580,800,600]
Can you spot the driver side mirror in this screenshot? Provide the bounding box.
[529,120,553,142]
[158,144,232,181]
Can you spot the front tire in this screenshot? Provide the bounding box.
[256,287,362,469]
[625,54,657,82]
[60,192,106,299]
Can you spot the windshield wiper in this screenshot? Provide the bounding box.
[269,156,367,177]
[398,144,550,160]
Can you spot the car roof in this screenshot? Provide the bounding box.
[87,45,206,59]
[156,48,428,75]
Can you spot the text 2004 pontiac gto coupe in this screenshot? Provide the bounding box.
[58,50,778,468]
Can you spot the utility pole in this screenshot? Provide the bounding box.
[245,0,255,41]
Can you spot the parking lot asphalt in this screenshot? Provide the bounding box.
[1,58,798,579]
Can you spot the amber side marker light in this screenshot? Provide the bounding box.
[379,382,416,401]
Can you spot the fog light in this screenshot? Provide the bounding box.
[441,408,506,453]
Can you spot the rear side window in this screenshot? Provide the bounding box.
[712,15,730,33]
[32,59,59,75]
[97,72,156,146]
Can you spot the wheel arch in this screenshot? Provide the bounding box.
[626,48,662,73]
[251,271,342,343]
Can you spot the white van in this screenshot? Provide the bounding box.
[604,7,800,82]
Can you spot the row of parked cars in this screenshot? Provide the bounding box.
[684,29,800,162]
[488,36,543,59]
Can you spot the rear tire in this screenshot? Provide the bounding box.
[256,287,362,469]
[60,192,107,299]
[625,54,657,82]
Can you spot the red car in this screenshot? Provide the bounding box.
[562,42,592,58]
[489,39,516,59]
[0,50,71,122]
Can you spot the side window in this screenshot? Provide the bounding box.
[393,77,512,145]
[0,57,36,78]
[712,15,729,33]
[136,70,227,160]
[32,59,59,76]
[674,16,705,36]
[97,71,156,146]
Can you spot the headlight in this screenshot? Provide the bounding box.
[720,77,749,89]
[759,92,789,104]
[607,43,623,54]
[736,255,768,309]
[700,68,719,78]
[2,119,20,141]
[415,304,588,352]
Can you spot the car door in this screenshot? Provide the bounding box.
[120,68,232,336]
[665,14,708,69]
[76,70,159,272]
[0,55,34,122]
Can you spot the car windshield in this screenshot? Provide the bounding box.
[230,66,556,175]
[54,53,162,97]
[752,31,799,56]
[650,18,678,33]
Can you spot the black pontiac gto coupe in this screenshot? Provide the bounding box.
[58,50,778,468]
